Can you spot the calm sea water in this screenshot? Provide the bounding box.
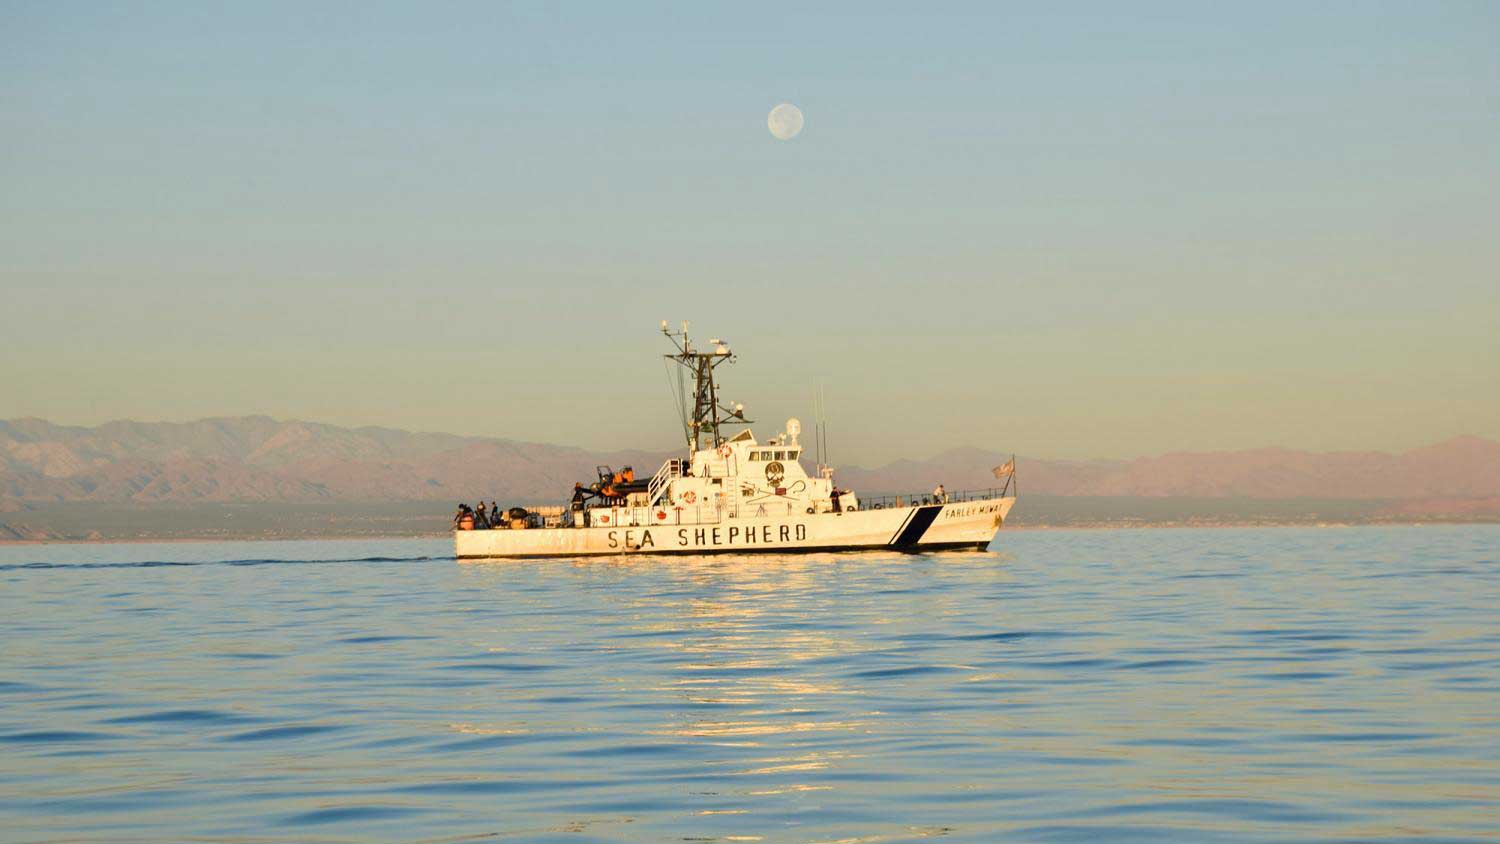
[1,526,1496,843]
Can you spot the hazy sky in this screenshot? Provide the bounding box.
[3,3,1497,463]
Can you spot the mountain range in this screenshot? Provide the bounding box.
[4,417,1498,517]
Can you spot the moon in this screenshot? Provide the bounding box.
[767,103,804,140]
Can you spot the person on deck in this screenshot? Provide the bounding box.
[475,501,490,529]
[830,487,843,514]
[571,484,587,511]
[934,483,947,504]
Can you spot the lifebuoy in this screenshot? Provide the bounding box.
[717,444,732,458]
[846,505,857,512]
[655,510,667,520]
[683,491,697,504]
[598,514,610,524]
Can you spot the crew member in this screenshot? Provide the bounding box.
[934,483,947,504]
[831,487,843,513]
[475,501,489,529]
[571,483,587,511]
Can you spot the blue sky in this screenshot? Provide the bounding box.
[3,2,1496,462]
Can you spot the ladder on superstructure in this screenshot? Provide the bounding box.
[647,458,682,506]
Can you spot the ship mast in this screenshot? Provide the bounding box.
[661,321,751,453]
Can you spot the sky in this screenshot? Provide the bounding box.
[2,2,1497,464]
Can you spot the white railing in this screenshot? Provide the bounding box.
[593,502,816,529]
[647,458,682,506]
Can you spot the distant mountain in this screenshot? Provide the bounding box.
[837,436,1500,502]
[3,417,1498,518]
[0,416,664,506]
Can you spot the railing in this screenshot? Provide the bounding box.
[647,458,682,506]
[584,501,805,528]
[856,486,1014,511]
[576,486,1016,528]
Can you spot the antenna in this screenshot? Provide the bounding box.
[811,383,820,469]
[814,381,829,475]
[816,383,828,473]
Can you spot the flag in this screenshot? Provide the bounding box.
[992,459,1015,479]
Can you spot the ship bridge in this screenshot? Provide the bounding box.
[584,422,845,531]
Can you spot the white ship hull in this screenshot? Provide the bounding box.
[455,496,1015,560]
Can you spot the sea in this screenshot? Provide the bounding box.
[1,525,1496,844]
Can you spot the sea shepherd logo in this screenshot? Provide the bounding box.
[764,461,785,485]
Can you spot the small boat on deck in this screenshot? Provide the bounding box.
[455,323,1016,560]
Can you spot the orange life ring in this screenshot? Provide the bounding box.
[598,513,610,524]
[655,510,667,521]
[717,444,732,458]
[683,491,697,504]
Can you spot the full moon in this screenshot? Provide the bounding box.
[767,103,804,140]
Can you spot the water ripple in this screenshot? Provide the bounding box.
[222,725,343,743]
[0,527,1495,842]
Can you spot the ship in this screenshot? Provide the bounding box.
[454,323,1016,560]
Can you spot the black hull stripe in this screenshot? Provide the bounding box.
[457,540,991,561]
[887,510,918,545]
[891,505,943,547]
